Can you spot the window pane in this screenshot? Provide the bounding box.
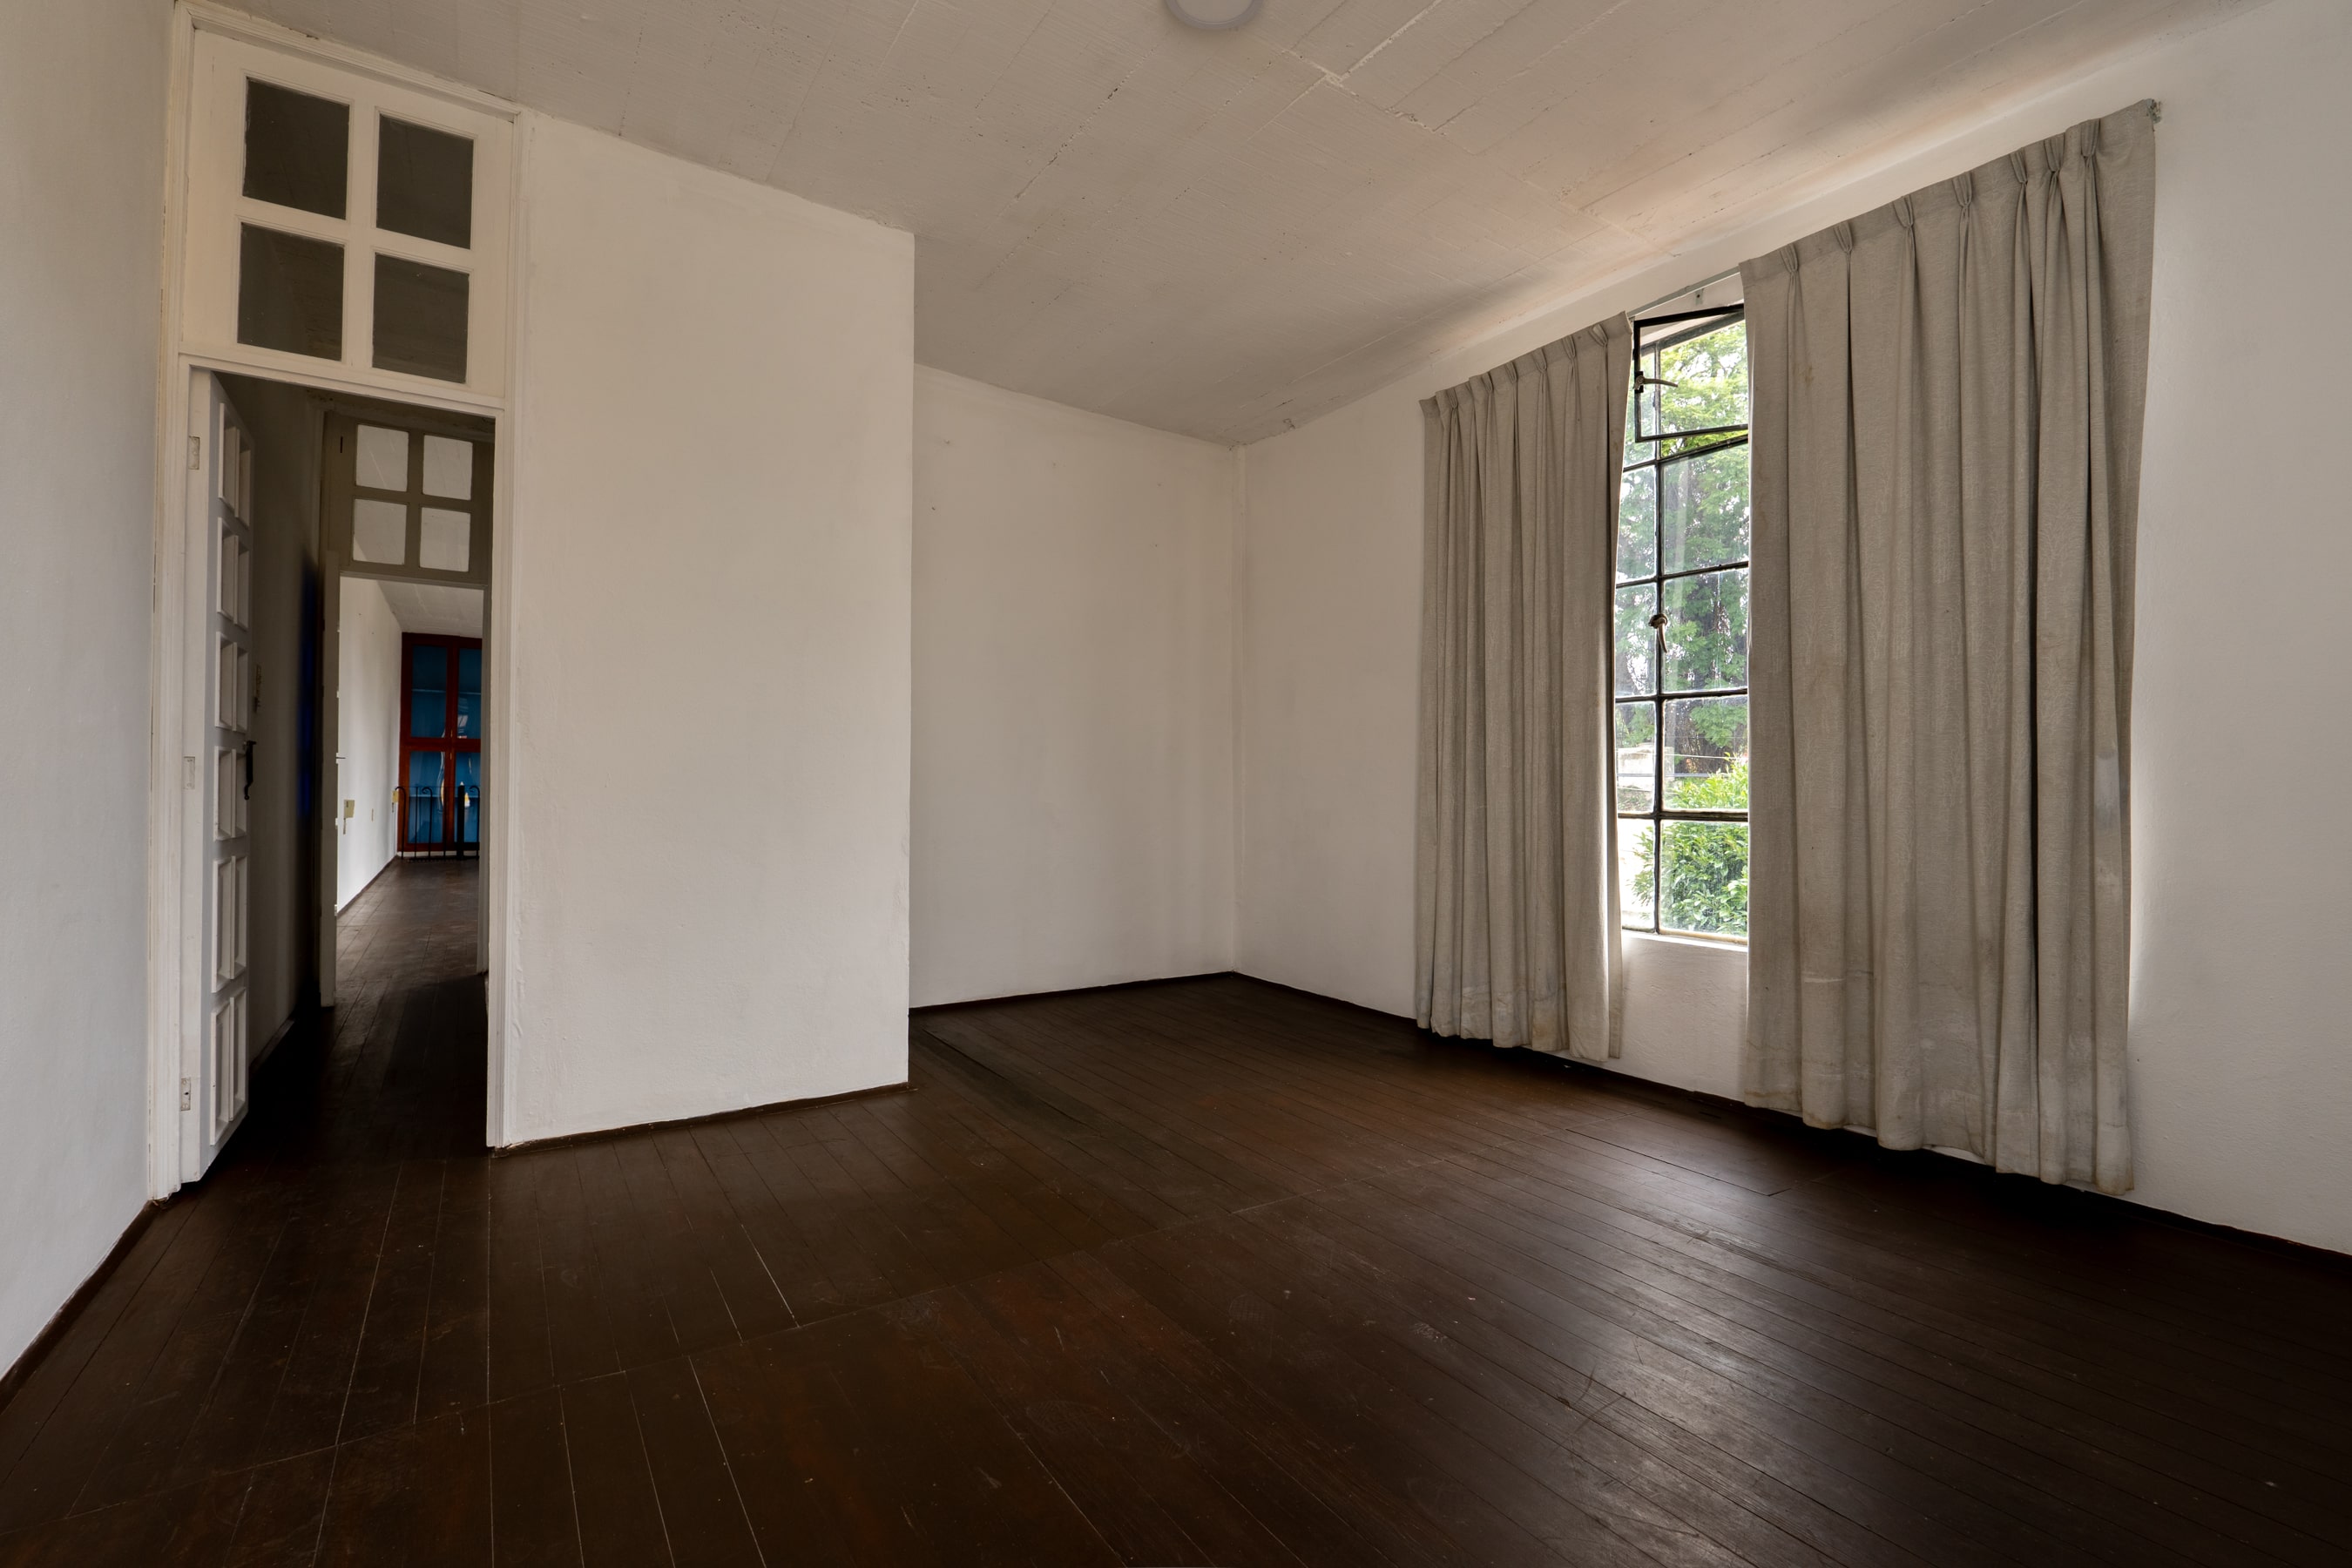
[1643,319,1747,437]
[1661,567,1747,693]
[419,508,470,571]
[1661,820,1748,937]
[454,749,482,845]
[405,749,444,843]
[352,499,406,564]
[244,80,348,219]
[1663,696,1748,809]
[1619,818,1656,930]
[1617,463,1655,581]
[456,647,482,739]
[1615,702,1655,814]
[355,425,409,491]
[422,436,474,499]
[409,645,449,738]
[1614,584,1656,697]
[377,117,474,247]
[1660,443,1749,573]
[373,255,469,382]
[238,225,343,360]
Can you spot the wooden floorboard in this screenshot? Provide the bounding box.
[3,862,2347,1565]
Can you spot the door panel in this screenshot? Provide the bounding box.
[398,632,481,855]
[186,371,253,1178]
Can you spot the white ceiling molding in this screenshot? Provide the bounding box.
[233,0,2240,443]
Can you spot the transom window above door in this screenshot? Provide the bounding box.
[326,413,491,586]
[183,26,512,401]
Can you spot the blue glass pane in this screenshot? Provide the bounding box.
[456,645,482,738]
[405,749,444,843]
[455,751,481,846]
[409,645,448,738]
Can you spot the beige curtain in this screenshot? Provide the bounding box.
[1416,320,1631,1061]
[1740,103,2156,1193]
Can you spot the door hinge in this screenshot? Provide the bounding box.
[189,436,202,471]
[179,1077,193,1111]
[183,755,198,790]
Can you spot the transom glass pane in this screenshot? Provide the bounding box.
[243,80,348,219]
[376,116,475,247]
[355,425,409,491]
[422,436,473,499]
[352,498,407,564]
[1614,584,1656,697]
[409,645,449,738]
[238,226,343,360]
[373,255,469,382]
[419,508,470,572]
[1661,569,1748,693]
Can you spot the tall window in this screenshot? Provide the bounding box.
[1616,303,1750,939]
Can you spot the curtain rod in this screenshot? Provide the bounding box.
[1627,103,2161,324]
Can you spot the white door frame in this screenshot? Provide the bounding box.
[147,2,524,1197]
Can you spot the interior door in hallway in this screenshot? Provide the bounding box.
[400,633,481,854]
[186,371,254,1177]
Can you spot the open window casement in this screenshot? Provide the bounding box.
[182,27,513,402]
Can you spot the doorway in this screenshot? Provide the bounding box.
[398,633,483,855]
[167,369,497,1186]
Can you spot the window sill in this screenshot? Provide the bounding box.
[1625,929,1747,954]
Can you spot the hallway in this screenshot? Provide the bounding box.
[2,861,2349,1565]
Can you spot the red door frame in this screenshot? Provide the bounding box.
[398,632,483,855]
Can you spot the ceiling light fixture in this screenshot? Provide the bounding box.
[1166,0,1262,30]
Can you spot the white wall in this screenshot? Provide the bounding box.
[498,115,914,1145]
[1237,0,2352,1254]
[911,369,1237,1007]
[0,3,168,1374]
[336,575,402,909]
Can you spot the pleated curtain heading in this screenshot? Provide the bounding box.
[1740,102,2157,1193]
[1416,321,1631,1062]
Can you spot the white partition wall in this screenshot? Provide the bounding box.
[497,116,915,1145]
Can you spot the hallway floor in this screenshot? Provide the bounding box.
[2,862,2348,1565]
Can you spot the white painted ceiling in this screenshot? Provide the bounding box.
[375,579,485,637]
[243,0,2238,442]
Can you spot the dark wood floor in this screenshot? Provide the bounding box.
[2,862,2347,1565]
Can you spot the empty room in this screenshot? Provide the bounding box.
[2,0,2348,1564]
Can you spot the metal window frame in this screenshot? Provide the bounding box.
[1620,304,1750,941]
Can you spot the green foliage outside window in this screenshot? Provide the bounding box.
[1621,316,1752,938]
[1633,760,1749,938]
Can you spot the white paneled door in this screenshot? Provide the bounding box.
[186,371,254,1178]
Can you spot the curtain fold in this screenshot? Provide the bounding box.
[1416,320,1632,1061]
[1740,102,2155,1193]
